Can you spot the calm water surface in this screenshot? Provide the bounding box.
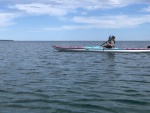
[0,41,150,113]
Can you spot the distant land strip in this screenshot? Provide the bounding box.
[0,40,14,41]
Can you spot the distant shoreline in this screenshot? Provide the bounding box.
[0,40,150,41]
[0,40,14,41]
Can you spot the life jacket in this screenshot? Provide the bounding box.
[108,39,115,44]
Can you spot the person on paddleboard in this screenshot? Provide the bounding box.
[101,35,115,48]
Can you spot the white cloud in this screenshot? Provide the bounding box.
[44,26,79,31]
[2,0,150,29]
[0,13,19,28]
[72,15,150,28]
[45,14,150,30]
[8,1,122,18]
[8,0,150,17]
[13,3,68,16]
[141,6,150,12]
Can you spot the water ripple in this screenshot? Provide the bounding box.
[0,41,150,113]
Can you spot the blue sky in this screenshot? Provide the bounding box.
[0,0,150,41]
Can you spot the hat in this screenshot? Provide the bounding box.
[109,35,115,40]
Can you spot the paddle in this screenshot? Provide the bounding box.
[100,40,109,47]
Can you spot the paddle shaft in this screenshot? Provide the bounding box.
[100,41,109,46]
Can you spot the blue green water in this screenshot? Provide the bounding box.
[0,41,150,113]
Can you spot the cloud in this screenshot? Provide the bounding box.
[72,15,150,28]
[45,14,150,30]
[12,3,68,16]
[10,0,150,16]
[44,26,79,31]
[0,13,20,28]
[2,0,150,29]
[7,1,122,19]
[3,0,150,8]
[141,5,150,12]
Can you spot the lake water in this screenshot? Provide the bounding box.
[0,41,150,113]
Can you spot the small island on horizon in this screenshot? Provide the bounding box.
[0,40,14,41]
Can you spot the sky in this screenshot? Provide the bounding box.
[0,0,150,41]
